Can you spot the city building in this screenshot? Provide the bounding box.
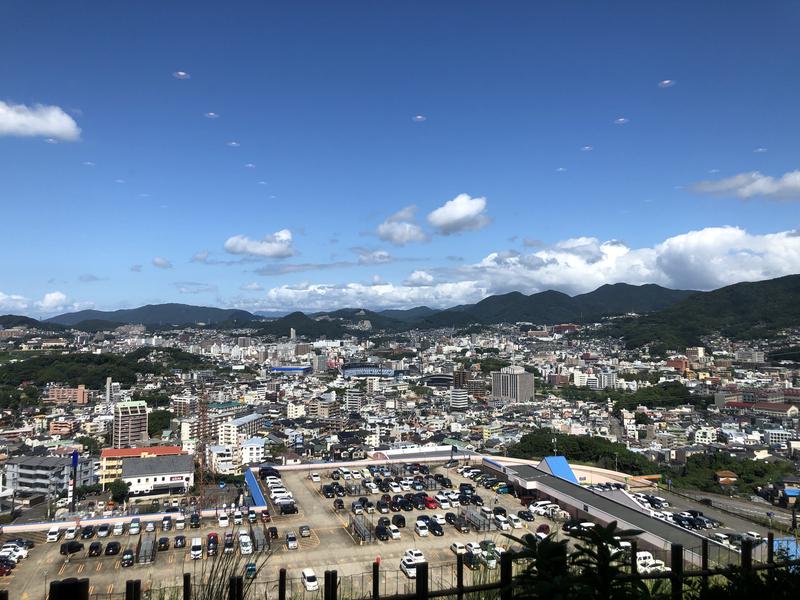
[121,454,194,497]
[449,388,469,410]
[491,366,535,403]
[46,384,91,404]
[4,455,94,497]
[98,446,185,488]
[112,401,149,448]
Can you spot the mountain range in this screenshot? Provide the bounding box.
[2,276,798,347]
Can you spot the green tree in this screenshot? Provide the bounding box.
[148,409,175,437]
[76,436,101,454]
[108,479,130,503]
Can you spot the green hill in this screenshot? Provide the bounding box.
[608,275,800,348]
[47,303,259,326]
[255,312,346,338]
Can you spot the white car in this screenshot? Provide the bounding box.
[431,514,446,525]
[508,515,523,529]
[0,546,26,561]
[238,533,253,555]
[389,524,401,540]
[404,548,425,563]
[450,542,467,555]
[465,542,482,556]
[301,569,319,591]
[233,510,243,525]
[400,557,417,578]
[113,522,125,536]
[389,483,402,493]
[310,473,321,483]
[414,521,429,537]
[65,526,78,540]
[218,514,230,528]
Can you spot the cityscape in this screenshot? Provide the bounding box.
[1,2,799,600]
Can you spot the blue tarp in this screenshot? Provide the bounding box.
[542,456,579,484]
[244,469,267,506]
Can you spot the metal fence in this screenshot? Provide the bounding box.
[44,533,800,600]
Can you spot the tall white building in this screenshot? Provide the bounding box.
[344,389,364,413]
[449,388,469,410]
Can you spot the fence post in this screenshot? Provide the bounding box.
[372,561,380,599]
[700,539,708,595]
[767,531,774,564]
[456,553,464,600]
[415,562,428,600]
[324,571,331,600]
[125,580,142,600]
[500,551,513,600]
[630,541,638,575]
[183,573,191,600]
[741,539,753,574]
[0,590,7,600]
[279,568,287,600]
[330,570,338,600]
[50,578,90,600]
[670,544,683,600]
[228,575,243,600]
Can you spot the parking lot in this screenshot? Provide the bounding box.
[0,461,555,598]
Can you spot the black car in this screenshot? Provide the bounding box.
[268,527,279,539]
[392,514,406,528]
[121,549,135,567]
[60,541,84,556]
[470,495,484,506]
[376,501,389,513]
[88,542,103,557]
[493,506,507,517]
[158,537,170,551]
[190,513,201,528]
[400,499,413,512]
[518,510,535,522]
[105,542,121,556]
[322,485,334,498]
[175,535,186,548]
[0,559,16,570]
[429,522,444,536]
[333,498,344,510]
[454,518,470,533]
[375,525,390,541]
[445,512,457,524]
[440,478,453,489]
[80,525,95,539]
[458,495,471,506]
[279,503,298,515]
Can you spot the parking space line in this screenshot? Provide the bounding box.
[95,561,102,571]
[89,586,94,595]
[77,563,85,574]
[107,584,114,594]
[57,563,66,576]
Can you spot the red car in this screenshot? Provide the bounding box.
[261,510,271,523]
[0,565,12,576]
[424,497,438,509]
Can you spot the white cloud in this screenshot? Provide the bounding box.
[412,115,427,122]
[658,79,676,88]
[753,147,768,153]
[405,270,435,287]
[172,71,191,80]
[0,101,81,141]
[0,291,29,312]
[204,112,219,119]
[226,141,240,147]
[690,170,800,201]
[82,161,96,167]
[35,291,68,312]
[354,248,393,265]
[152,257,173,269]
[427,193,490,235]
[173,282,217,294]
[377,205,427,245]
[191,250,209,263]
[130,264,143,272]
[240,282,264,292]
[244,163,255,168]
[224,229,296,258]
[614,117,629,125]
[580,145,593,152]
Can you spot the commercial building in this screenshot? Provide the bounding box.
[98,446,185,488]
[491,365,534,403]
[4,455,94,496]
[121,454,194,497]
[112,401,149,448]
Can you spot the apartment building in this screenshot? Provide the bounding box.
[112,400,149,448]
[4,455,94,496]
[491,365,534,403]
[217,413,267,447]
[47,384,91,404]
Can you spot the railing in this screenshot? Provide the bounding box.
[44,536,800,600]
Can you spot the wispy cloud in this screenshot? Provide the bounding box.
[690,170,800,201]
[173,281,217,294]
[377,205,428,245]
[172,71,191,80]
[0,101,81,141]
[152,257,173,269]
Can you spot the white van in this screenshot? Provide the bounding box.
[190,538,203,560]
[46,526,61,542]
[175,516,186,530]
[494,515,511,531]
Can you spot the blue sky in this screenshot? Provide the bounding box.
[2,1,799,316]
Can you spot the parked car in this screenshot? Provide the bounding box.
[268,527,278,539]
[121,548,135,567]
[301,568,319,591]
[286,531,298,550]
[80,526,96,539]
[88,542,103,557]
[158,537,170,551]
[299,525,311,538]
[207,533,219,556]
[97,524,110,538]
[60,541,84,556]
[105,542,121,556]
